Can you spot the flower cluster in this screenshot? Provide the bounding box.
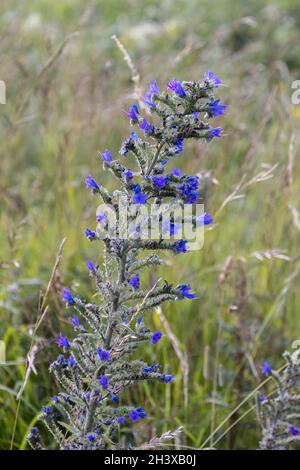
[258,348,300,450]
[28,73,225,450]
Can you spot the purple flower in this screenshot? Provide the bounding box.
[127,104,139,120]
[101,149,113,163]
[172,168,181,177]
[207,99,226,118]
[129,274,140,290]
[177,284,196,299]
[87,434,95,442]
[175,239,188,253]
[97,211,107,224]
[87,259,96,273]
[118,416,126,424]
[288,425,300,436]
[72,314,80,328]
[261,361,272,376]
[207,126,223,139]
[99,375,109,389]
[53,395,59,403]
[137,316,143,324]
[131,131,139,140]
[132,185,148,204]
[151,331,162,345]
[168,80,186,97]
[85,228,96,240]
[97,348,110,362]
[68,355,76,367]
[129,409,140,422]
[62,288,75,306]
[197,213,213,226]
[56,334,71,350]
[152,175,168,189]
[143,80,159,108]
[139,118,154,134]
[85,175,99,191]
[204,71,222,88]
[123,169,134,180]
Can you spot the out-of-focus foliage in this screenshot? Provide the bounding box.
[1,0,300,450]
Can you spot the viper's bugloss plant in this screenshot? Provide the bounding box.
[258,348,300,450]
[28,72,225,450]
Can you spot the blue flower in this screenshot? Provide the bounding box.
[261,361,272,376]
[136,406,147,419]
[204,71,222,88]
[101,149,113,163]
[137,316,143,325]
[161,374,174,383]
[87,434,95,442]
[132,184,148,204]
[123,169,134,180]
[87,259,96,273]
[56,334,71,350]
[144,366,154,373]
[53,395,59,403]
[152,175,168,189]
[72,314,79,328]
[127,104,139,120]
[173,138,184,154]
[42,405,54,417]
[68,355,76,367]
[175,240,188,253]
[120,131,139,156]
[56,354,68,368]
[172,168,181,177]
[288,425,300,436]
[129,409,140,422]
[97,348,110,361]
[62,288,75,306]
[207,99,226,118]
[177,284,196,299]
[111,394,119,403]
[143,80,159,108]
[197,213,213,226]
[139,118,154,134]
[151,331,162,345]
[131,131,139,140]
[177,176,199,204]
[260,394,267,403]
[118,416,126,424]
[168,80,186,97]
[85,228,96,240]
[207,126,223,139]
[85,175,99,191]
[97,211,107,224]
[99,375,109,389]
[129,274,140,290]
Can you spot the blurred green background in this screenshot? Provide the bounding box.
[1,0,300,450]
